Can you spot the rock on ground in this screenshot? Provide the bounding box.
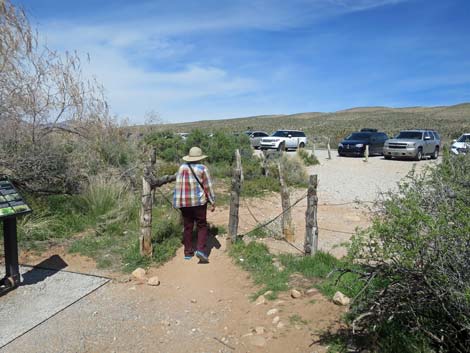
[147,276,160,286]
[267,308,279,316]
[333,291,350,306]
[255,295,266,305]
[132,268,146,280]
[290,289,302,298]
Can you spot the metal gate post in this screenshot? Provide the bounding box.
[3,217,20,288]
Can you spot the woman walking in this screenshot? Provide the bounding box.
[173,147,216,263]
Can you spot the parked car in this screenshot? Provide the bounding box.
[246,131,269,149]
[383,129,441,160]
[260,130,307,151]
[176,132,189,140]
[450,133,470,155]
[338,129,389,157]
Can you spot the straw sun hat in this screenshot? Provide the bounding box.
[182,147,208,162]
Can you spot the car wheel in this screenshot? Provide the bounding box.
[415,148,423,161]
[384,155,392,160]
[299,142,305,149]
[431,147,439,159]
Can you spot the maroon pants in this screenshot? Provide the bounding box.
[181,204,208,256]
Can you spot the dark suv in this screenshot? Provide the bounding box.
[338,129,389,157]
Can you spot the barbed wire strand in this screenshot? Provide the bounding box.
[319,200,374,206]
[318,227,355,235]
[243,200,305,254]
[238,192,308,239]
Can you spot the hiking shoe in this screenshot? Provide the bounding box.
[196,251,209,263]
[184,255,194,260]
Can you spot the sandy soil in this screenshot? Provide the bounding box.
[1,150,439,353]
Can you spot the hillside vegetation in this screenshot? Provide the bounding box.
[138,103,470,145]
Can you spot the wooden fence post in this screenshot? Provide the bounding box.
[228,149,243,246]
[261,150,269,177]
[364,145,369,162]
[278,159,294,243]
[304,175,318,255]
[140,148,156,256]
[327,138,332,160]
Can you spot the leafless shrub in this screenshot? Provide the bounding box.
[0,0,129,193]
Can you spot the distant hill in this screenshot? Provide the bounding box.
[133,103,470,144]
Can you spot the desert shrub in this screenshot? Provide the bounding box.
[143,131,186,162]
[145,130,252,165]
[346,152,470,353]
[267,154,309,187]
[241,177,280,196]
[1,139,84,194]
[185,130,252,164]
[297,148,319,166]
[90,127,138,169]
[0,1,133,194]
[79,175,139,236]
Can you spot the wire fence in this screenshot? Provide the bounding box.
[237,189,372,255]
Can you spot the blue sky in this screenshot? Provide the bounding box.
[15,0,470,124]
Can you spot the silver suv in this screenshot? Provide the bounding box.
[383,130,440,161]
[260,130,307,151]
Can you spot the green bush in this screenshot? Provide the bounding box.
[297,148,319,166]
[145,130,253,165]
[122,210,182,271]
[144,131,186,162]
[346,152,470,353]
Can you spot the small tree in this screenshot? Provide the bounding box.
[0,0,124,193]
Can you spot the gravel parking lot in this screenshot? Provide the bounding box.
[291,149,439,203]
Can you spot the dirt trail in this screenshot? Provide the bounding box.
[5,240,344,353]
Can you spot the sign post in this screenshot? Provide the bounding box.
[0,178,32,294]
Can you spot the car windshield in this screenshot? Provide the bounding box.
[396,131,423,140]
[345,133,371,141]
[457,134,470,143]
[272,131,290,137]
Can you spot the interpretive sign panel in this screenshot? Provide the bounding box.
[0,179,32,220]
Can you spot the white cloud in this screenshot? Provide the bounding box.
[34,0,410,122]
[39,21,258,122]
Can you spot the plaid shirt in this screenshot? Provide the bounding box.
[173,163,215,208]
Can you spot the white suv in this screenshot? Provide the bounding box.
[450,133,470,155]
[260,130,307,151]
